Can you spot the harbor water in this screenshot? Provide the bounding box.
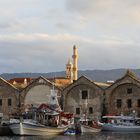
[1,132,140,140]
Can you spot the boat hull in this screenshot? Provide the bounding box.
[9,123,68,136]
[64,128,76,135]
[102,124,140,132]
[0,125,13,135]
[81,125,101,133]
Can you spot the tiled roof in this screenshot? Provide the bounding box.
[7,76,71,90]
[8,77,32,89]
[8,78,32,84]
[48,77,71,89]
[94,81,111,89]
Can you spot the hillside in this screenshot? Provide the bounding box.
[1,68,140,82]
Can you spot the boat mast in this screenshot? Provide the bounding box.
[50,82,59,107]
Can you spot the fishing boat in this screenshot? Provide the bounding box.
[9,119,69,135]
[102,115,140,132]
[9,83,69,135]
[9,105,70,136]
[79,118,101,133]
[81,124,101,133]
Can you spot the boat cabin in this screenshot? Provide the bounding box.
[102,115,140,126]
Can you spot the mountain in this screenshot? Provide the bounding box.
[1,68,140,82]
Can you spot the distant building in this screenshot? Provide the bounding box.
[48,77,71,89]
[66,45,78,83]
[8,78,32,89]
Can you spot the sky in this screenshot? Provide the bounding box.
[0,0,140,73]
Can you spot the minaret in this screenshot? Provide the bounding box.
[66,59,73,83]
[72,45,78,81]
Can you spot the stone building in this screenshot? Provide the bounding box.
[20,76,62,111]
[62,76,104,120]
[0,77,19,119]
[105,70,140,116]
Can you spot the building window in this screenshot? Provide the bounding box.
[8,99,12,106]
[127,88,132,94]
[81,90,88,99]
[138,99,140,107]
[127,99,132,108]
[76,108,80,114]
[89,107,93,114]
[116,99,122,108]
[0,99,2,106]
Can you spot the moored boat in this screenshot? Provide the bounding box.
[9,119,69,135]
[9,83,70,136]
[64,128,76,135]
[102,115,140,132]
[81,124,101,133]
[0,124,13,135]
[79,118,101,133]
[0,113,13,135]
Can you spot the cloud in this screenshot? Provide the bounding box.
[0,33,137,46]
[0,33,78,73]
[0,32,140,73]
[0,0,140,73]
[0,33,77,43]
[65,0,140,25]
[78,42,140,70]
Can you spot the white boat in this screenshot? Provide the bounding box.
[102,115,140,132]
[9,83,69,136]
[9,119,69,135]
[79,118,101,133]
[81,124,101,133]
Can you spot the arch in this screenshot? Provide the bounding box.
[109,83,140,102]
[64,83,99,105]
[108,83,140,115]
[63,83,102,118]
[24,84,52,107]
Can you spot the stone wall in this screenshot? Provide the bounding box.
[0,78,19,120]
[21,76,62,111]
[63,76,104,120]
[105,73,140,116]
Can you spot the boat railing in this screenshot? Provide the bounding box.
[9,118,20,124]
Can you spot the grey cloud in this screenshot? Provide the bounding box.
[65,0,140,24]
[0,38,74,73]
[65,0,140,14]
[0,0,140,73]
[0,19,30,33]
[66,0,95,14]
[79,42,140,70]
[0,23,12,29]
[0,33,140,73]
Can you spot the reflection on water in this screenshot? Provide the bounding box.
[1,132,140,140]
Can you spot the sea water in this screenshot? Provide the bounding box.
[1,132,140,140]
